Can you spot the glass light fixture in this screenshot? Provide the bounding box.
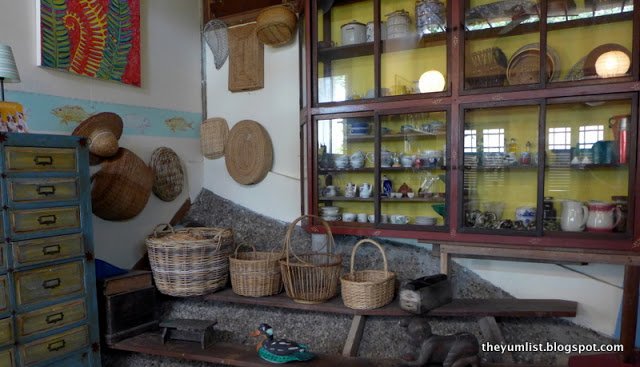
[418,70,446,93]
[595,51,630,78]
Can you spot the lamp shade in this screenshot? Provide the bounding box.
[0,44,20,83]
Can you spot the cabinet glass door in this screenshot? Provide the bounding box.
[317,0,374,103]
[547,2,633,83]
[379,111,447,227]
[464,1,541,89]
[380,0,448,96]
[462,105,540,232]
[544,98,632,235]
[317,116,375,226]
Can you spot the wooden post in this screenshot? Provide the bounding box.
[621,265,640,364]
[342,315,366,357]
[440,249,450,275]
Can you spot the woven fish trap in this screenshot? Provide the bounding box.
[229,244,284,297]
[280,215,342,304]
[149,147,184,202]
[146,225,234,297]
[201,117,228,159]
[341,239,396,310]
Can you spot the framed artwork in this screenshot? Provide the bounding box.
[37,0,141,87]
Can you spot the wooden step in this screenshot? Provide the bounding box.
[204,288,578,318]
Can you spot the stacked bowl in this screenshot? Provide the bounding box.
[320,206,341,221]
[415,216,437,225]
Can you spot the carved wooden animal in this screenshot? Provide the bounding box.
[401,318,480,367]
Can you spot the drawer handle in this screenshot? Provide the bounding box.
[45,312,64,324]
[36,185,56,196]
[42,244,61,255]
[37,215,57,225]
[47,340,66,352]
[33,156,53,166]
[42,278,61,289]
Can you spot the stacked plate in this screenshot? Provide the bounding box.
[415,216,437,226]
[320,206,341,221]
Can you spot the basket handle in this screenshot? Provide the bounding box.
[283,214,335,265]
[234,243,257,257]
[349,239,389,277]
[152,223,175,237]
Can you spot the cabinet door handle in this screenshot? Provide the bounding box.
[42,278,61,289]
[42,244,61,255]
[45,312,64,324]
[47,340,66,352]
[36,185,56,196]
[33,156,53,166]
[37,215,57,225]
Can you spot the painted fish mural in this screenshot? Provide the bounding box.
[51,105,92,125]
[123,113,151,134]
[165,117,193,132]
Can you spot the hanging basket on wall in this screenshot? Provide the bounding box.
[201,117,229,159]
[149,147,184,202]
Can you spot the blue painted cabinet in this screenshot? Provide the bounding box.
[0,133,100,367]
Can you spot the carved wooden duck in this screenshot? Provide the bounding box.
[249,323,315,363]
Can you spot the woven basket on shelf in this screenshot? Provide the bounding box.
[280,215,342,304]
[256,5,297,47]
[229,244,284,297]
[201,117,228,159]
[341,239,396,310]
[146,224,234,297]
[149,147,184,202]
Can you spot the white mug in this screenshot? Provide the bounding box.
[357,213,368,223]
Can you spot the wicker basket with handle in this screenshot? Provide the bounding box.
[341,239,396,310]
[229,244,284,297]
[147,224,234,297]
[280,215,343,304]
[255,4,297,47]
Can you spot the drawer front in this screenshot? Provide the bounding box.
[0,277,10,314]
[13,234,84,267]
[4,147,76,172]
[17,299,87,338]
[0,244,7,272]
[20,325,89,366]
[0,348,14,367]
[0,318,13,347]
[8,178,79,203]
[15,262,84,306]
[10,207,80,235]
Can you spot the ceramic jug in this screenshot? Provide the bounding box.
[345,182,357,198]
[359,183,372,198]
[560,200,588,232]
[586,201,621,232]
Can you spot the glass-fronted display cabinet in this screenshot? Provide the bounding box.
[304,0,639,250]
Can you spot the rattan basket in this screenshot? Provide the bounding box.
[147,224,234,297]
[149,147,184,202]
[255,4,297,47]
[280,215,343,304]
[229,244,284,297]
[201,117,228,159]
[341,239,396,310]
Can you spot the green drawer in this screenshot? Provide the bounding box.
[13,234,83,267]
[0,244,7,271]
[10,206,80,235]
[0,276,10,314]
[17,299,87,338]
[19,325,89,366]
[0,348,14,367]
[14,262,84,306]
[8,178,79,203]
[0,318,13,347]
[4,147,76,172]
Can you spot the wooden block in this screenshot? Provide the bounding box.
[161,319,217,350]
[399,274,452,314]
[100,286,159,346]
[100,270,153,296]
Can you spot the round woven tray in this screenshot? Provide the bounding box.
[225,120,273,185]
[201,117,229,159]
[149,147,184,202]
[91,148,153,220]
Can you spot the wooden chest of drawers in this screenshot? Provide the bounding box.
[0,134,101,366]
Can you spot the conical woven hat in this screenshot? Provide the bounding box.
[72,112,123,163]
[204,19,229,70]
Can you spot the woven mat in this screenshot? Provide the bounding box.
[225,120,273,185]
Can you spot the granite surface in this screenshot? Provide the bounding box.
[103,189,615,367]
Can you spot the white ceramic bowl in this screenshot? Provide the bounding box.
[342,212,356,222]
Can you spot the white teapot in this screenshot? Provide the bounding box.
[345,182,357,198]
[359,183,372,198]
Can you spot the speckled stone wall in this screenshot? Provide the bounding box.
[102,189,614,367]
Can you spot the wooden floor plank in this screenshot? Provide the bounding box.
[204,288,577,318]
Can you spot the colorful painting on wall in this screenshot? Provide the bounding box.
[37,0,141,87]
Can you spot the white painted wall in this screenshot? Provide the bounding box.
[203,26,301,222]
[203,23,625,337]
[0,0,203,268]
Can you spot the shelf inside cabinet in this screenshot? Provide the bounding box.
[465,10,632,41]
[318,33,446,62]
[319,168,374,174]
[464,164,538,171]
[567,163,628,170]
[347,132,445,142]
[319,166,446,174]
[381,197,445,203]
[319,196,374,202]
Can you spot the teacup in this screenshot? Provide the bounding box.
[381,214,389,223]
[390,215,409,225]
[357,213,368,223]
[368,214,375,223]
[343,212,356,222]
[401,155,415,168]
